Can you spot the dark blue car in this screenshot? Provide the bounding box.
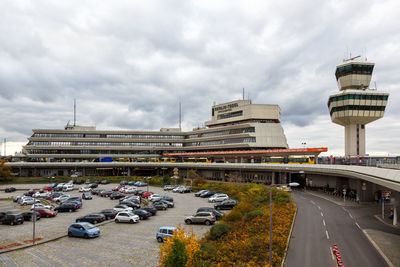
[68,222,100,238]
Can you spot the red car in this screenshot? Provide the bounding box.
[112,186,121,191]
[142,191,154,198]
[43,186,53,191]
[33,208,57,218]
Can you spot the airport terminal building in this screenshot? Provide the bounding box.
[22,100,289,162]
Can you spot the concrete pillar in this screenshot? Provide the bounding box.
[345,124,366,157]
[128,168,131,176]
[271,172,276,185]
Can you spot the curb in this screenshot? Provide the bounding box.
[0,219,114,254]
[362,229,394,267]
[374,215,400,229]
[281,205,297,267]
[304,191,359,207]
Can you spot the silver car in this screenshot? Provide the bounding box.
[184,212,216,225]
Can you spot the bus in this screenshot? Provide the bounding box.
[262,156,315,164]
[159,157,177,163]
[116,158,131,162]
[183,157,212,163]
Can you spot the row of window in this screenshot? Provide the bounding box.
[335,64,374,80]
[217,110,243,120]
[328,94,388,106]
[184,137,256,146]
[28,141,184,147]
[330,105,386,115]
[26,150,183,155]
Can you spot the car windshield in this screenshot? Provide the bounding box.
[82,223,96,230]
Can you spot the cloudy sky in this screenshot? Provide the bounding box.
[1,0,399,156]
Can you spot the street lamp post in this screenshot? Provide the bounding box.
[269,185,272,266]
[32,195,36,245]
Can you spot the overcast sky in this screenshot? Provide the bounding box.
[1,0,399,156]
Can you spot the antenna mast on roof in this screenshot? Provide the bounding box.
[243,88,245,100]
[73,99,76,126]
[179,102,182,131]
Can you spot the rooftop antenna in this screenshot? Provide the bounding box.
[73,99,76,126]
[179,102,182,131]
[242,88,245,100]
[344,55,361,62]
[3,138,6,156]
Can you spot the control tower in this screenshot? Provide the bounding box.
[328,57,389,156]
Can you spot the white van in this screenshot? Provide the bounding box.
[63,184,74,192]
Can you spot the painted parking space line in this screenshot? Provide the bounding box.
[321,212,324,217]
[355,222,361,229]
[325,230,330,240]
[323,219,326,226]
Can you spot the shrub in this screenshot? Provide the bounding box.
[208,223,232,241]
[244,209,264,221]
[165,238,188,267]
[224,210,242,222]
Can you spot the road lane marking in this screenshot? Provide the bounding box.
[311,200,316,205]
[349,213,353,219]
[321,212,324,217]
[326,230,330,239]
[355,222,361,229]
[330,246,335,260]
[317,205,321,210]
[323,219,326,226]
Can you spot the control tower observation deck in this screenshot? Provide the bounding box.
[328,58,389,156]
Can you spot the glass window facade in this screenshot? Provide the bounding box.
[330,105,386,115]
[335,64,374,80]
[328,94,388,106]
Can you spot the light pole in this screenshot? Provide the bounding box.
[32,194,36,245]
[269,185,272,266]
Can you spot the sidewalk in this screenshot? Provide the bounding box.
[305,190,400,267]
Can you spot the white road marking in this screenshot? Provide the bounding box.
[311,200,316,205]
[330,246,335,260]
[323,219,326,226]
[300,196,306,199]
[317,205,321,210]
[355,222,361,229]
[321,212,324,217]
[326,230,330,239]
[349,213,353,219]
[342,207,346,211]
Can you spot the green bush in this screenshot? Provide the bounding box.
[244,209,264,221]
[224,210,243,222]
[165,238,188,267]
[208,223,232,241]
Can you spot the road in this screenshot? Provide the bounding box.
[285,191,388,267]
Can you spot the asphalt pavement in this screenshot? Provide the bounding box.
[285,191,389,267]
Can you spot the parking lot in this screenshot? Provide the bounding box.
[0,184,220,266]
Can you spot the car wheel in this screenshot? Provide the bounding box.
[93,220,97,224]
[84,233,89,239]
[10,221,14,226]
[69,209,72,212]
[163,207,167,210]
[115,219,119,223]
[68,232,73,237]
[205,220,211,226]
[130,219,134,224]
[185,219,192,225]
[157,237,163,243]
[46,215,50,218]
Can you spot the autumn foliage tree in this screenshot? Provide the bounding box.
[0,160,13,182]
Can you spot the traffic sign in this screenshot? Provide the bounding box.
[343,189,347,195]
[362,182,367,191]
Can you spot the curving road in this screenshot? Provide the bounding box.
[285,191,388,267]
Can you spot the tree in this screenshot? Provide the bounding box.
[165,238,188,267]
[0,160,13,182]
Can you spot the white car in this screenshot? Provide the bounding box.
[63,184,74,192]
[119,187,128,193]
[124,187,137,194]
[149,194,162,202]
[55,183,65,190]
[115,212,140,223]
[79,186,91,192]
[53,194,70,202]
[33,191,51,198]
[113,204,133,213]
[31,203,52,210]
[208,193,229,203]
[19,197,40,205]
[172,186,184,193]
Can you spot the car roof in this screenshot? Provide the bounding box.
[72,222,93,226]
[159,226,177,230]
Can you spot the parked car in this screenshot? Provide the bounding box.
[185,212,216,225]
[49,183,58,188]
[74,179,84,184]
[160,196,174,202]
[141,206,157,216]
[123,187,137,194]
[196,207,223,220]
[56,195,71,203]
[42,186,53,191]
[24,190,35,197]
[32,208,57,218]
[82,193,93,200]
[54,203,79,212]
[31,203,52,210]
[155,199,174,208]
[101,180,110,184]
[142,191,154,198]
[110,192,125,200]
[208,193,229,203]
[88,183,98,189]
[156,226,177,242]
[0,213,24,225]
[163,185,175,191]
[119,201,140,209]
[120,180,129,186]
[128,181,136,186]
[115,212,140,224]
[172,186,184,193]
[20,211,41,221]
[13,195,24,202]
[79,186,91,192]
[62,184,74,192]
[134,181,148,187]
[113,204,133,213]
[49,192,65,201]
[153,201,168,210]
[132,209,151,220]
[120,195,140,204]
[19,197,40,206]
[112,186,121,191]
[200,191,216,198]
[149,194,162,202]
[100,209,118,220]
[91,189,102,195]
[63,200,82,209]
[68,222,100,239]
[214,199,238,210]
[85,179,91,184]
[5,186,16,193]
[33,191,51,198]
[100,190,113,197]
[194,190,209,197]
[76,213,106,224]
[178,187,192,193]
